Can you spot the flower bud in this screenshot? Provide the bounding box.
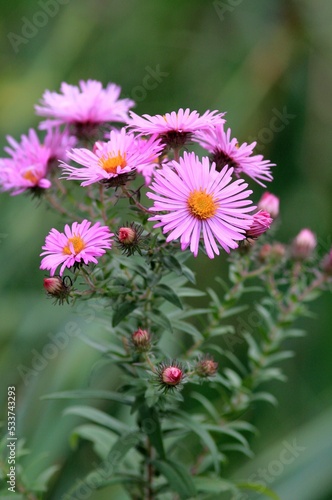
[162,366,183,385]
[157,361,184,392]
[321,249,332,275]
[118,227,136,245]
[115,222,145,256]
[259,242,286,262]
[195,356,218,377]
[257,192,279,219]
[246,210,272,239]
[291,228,316,260]
[43,275,72,304]
[131,328,151,351]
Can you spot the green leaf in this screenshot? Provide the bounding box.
[107,431,141,466]
[71,424,116,460]
[153,459,196,499]
[244,333,262,363]
[63,405,130,434]
[221,305,248,319]
[263,350,294,366]
[224,368,242,388]
[31,465,59,492]
[85,473,144,489]
[155,283,183,309]
[177,287,206,298]
[112,302,137,327]
[148,309,173,333]
[162,254,183,275]
[138,404,165,459]
[220,443,254,458]
[42,389,134,405]
[205,424,250,449]
[193,476,238,494]
[172,410,220,473]
[171,319,203,340]
[251,391,278,406]
[237,482,281,499]
[190,392,220,423]
[209,325,235,337]
[181,264,196,284]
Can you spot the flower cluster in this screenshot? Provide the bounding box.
[1,78,280,263]
[2,78,332,500]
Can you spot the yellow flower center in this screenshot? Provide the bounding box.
[63,235,86,255]
[98,152,127,174]
[22,169,39,184]
[187,189,218,220]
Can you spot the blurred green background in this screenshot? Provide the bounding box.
[1,0,332,498]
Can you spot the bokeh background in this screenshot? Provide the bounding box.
[1,1,332,499]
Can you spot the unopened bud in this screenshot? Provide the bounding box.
[195,356,218,377]
[246,210,272,238]
[157,361,184,392]
[259,242,286,262]
[131,328,151,351]
[257,192,279,219]
[43,275,72,304]
[321,249,332,275]
[291,228,316,260]
[162,366,183,385]
[115,222,145,256]
[118,227,136,244]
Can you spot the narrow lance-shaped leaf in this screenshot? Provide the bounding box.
[153,459,196,499]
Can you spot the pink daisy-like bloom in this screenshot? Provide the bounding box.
[147,152,255,258]
[128,108,225,149]
[0,158,50,196]
[35,80,135,135]
[193,124,274,187]
[40,219,113,276]
[61,128,163,187]
[4,128,51,166]
[44,127,77,162]
[246,210,272,238]
[0,129,52,195]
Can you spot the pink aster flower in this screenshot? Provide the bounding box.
[193,124,274,187]
[246,210,272,238]
[35,80,135,134]
[128,108,225,148]
[4,128,51,166]
[147,152,255,258]
[0,129,52,195]
[40,219,113,276]
[0,158,50,196]
[44,127,77,162]
[61,128,163,187]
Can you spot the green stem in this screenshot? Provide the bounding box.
[121,186,158,215]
